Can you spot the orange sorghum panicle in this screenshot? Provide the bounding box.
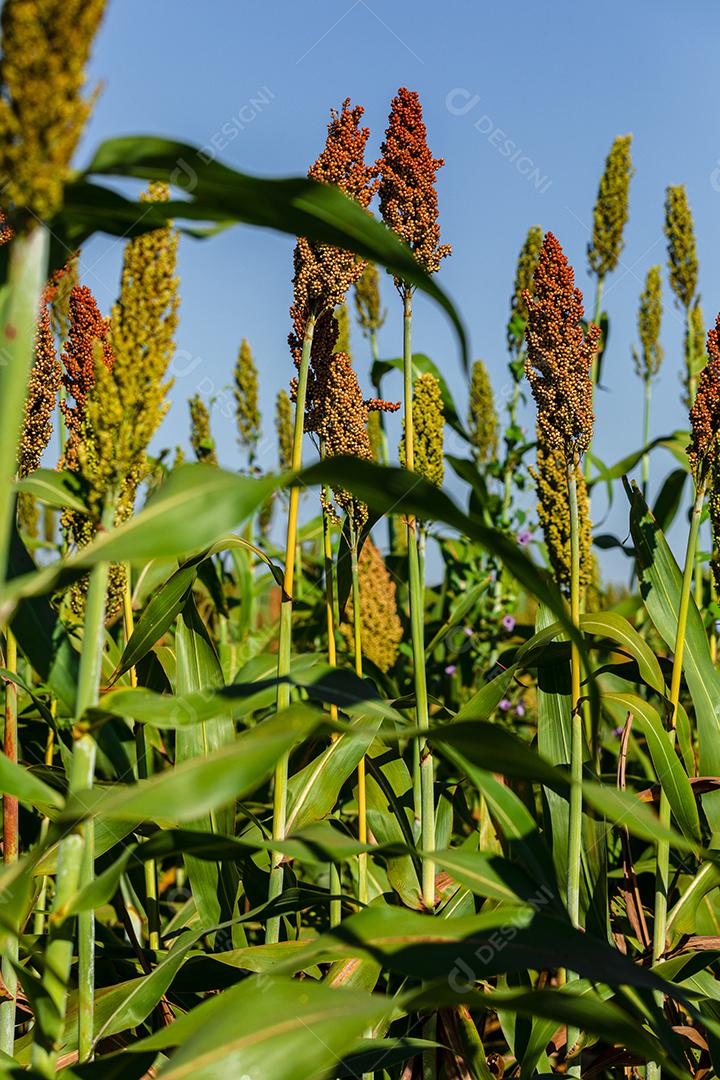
[524,231,600,463]
[341,537,403,672]
[61,284,113,466]
[377,87,451,284]
[288,98,376,365]
[688,314,720,484]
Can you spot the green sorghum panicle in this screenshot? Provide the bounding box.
[507,225,543,353]
[633,265,663,380]
[109,182,179,519]
[468,360,498,464]
[665,184,698,309]
[341,537,403,672]
[524,232,599,464]
[587,134,634,280]
[234,337,261,453]
[275,389,293,472]
[686,300,706,392]
[531,440,592,596]
[0,0,106,221]
[189,394,218,467]
[400,372,445,487]
[354,262,386,337]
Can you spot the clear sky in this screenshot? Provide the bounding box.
[76,0,720,581]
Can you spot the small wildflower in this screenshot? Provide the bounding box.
[517,529,532,547]
[515,703,526,719]
[444,664,457,676]
[502,614,516,633]
[499,698,512,713]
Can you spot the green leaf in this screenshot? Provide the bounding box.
[133,974,390,1080]
[71,134,468,367]
[1,466,278,616]
[627,480,720,830]
[61,705,322,826]
[14,469,88,514]
[371,353,469,439]
[0,754,62,811]
[605,692,702,846]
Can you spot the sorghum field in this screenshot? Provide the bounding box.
[2,3,720,1078]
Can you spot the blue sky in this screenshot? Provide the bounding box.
[76,0,720,580]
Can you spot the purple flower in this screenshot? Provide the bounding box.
[517,530,532,547]
[463,626,473,638]
[612,726,624,738]
[499,698,512,712]
[515,703,525,718]
[444,664,457,676]
[502,614,516,633]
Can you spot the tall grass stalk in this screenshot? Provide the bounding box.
[0,628,18,1054]
[647,479,705,1080]
[321,490,343,926]
[641,376,652,499]
[32,540,109,1075]
[565,459,583,1075]
[349,520,368,903]
[0,228,49,598]
[123,573,159,951]
[403,290,435,909]
[266,311,316,943]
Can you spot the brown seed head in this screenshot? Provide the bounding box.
[377,87,451,285]
[524,232,599,462]
[61,284,113,466]
[289,99,376,365]
[688,313,720,483]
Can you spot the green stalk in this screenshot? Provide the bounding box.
[0,628,18,1054]
[565,457,583,1076]
[641,376,652,500]
[647,480,705,1080]
[403,289,435,910]
[33,725,55,938]
[584,276,604,485]
[32,540,109,1076]
[369,329,396,554]
[0,227,49,599]
[349,520,368,904]
[266,311,316,944]
[123,573,160,952]
[321,453,342,927]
